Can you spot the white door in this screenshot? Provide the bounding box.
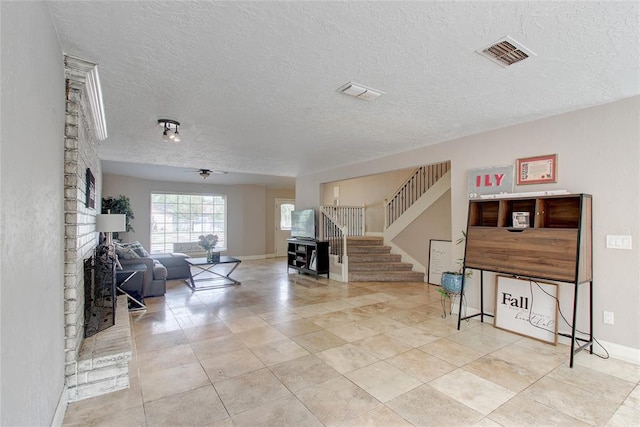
[275,199,295,257]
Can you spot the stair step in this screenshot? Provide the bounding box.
[346,236,384,246]
[349,270,425,282]
[349,262,413,271]
[347,245,391,254]
[348,253,402,263]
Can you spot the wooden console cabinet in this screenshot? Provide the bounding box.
[287,239,329,279]
[459,193,593,367]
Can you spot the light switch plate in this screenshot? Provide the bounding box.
[606,235,632,250]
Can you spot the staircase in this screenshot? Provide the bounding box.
[347,236,425,282]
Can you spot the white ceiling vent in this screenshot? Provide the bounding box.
[476,36,536,67]
[337,82,384,101]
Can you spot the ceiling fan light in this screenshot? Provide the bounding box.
[172,129,181,142]
[162,128,172,141]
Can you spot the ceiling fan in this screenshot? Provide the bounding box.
[188,168,228,179]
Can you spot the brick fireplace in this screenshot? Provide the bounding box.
[63,56,132,402]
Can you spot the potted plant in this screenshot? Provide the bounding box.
[198,234,220,263]
[102,195,135,240]
[439,231,471,296]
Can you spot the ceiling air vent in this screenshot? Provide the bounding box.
[337,82,384,101]
[476,36,536,67]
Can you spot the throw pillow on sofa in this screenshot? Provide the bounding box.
[114,242,139,259]
[126,241,150,257]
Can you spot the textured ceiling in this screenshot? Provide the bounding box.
[48,1,639,186]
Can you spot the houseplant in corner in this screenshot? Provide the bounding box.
[199,234,220,263]
[438,231,471,317]
[102,195,135,240]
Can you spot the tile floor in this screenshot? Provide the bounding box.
[63,258,640,426]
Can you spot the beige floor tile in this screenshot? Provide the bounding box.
[140,361,211,403]
[328,322,379,342]
[250,338,310,366]
[358,315,408,334]
[489,341,566,375]
[63,381,143,425]
[134,328,188,353]
[522,376,620,425]
[292,329,347,353]
[137,343,198,374]
[624,384,640,410]
[295,376,381,425]
[419,338,485,366]
[231,394,323,427]
[384,326,439,347]
[573,351,640,383]
[386,307,433,325]
[258,309,301,325]
[214,368,292,415]
[386,384,483,426]
[429,369,516,415]
[270,354,341,392]
[549,364,637,404]
[309,310,359,329]
[235,325,288,348]
[182,322,233,343]
[463,354,544,392]
[487,394,589,426]
[345,361,422,402]
[335,405,413,427]
[605,404,640,427]
[63,404,146,427]
[446,329,512,354]
[272,318,323,337]
[222,314,269,333]
[386,348,457,382]
[291,303,333,317]
[200,348,265,382]
[317,343,380,373]
[144,385,229,426]
[352,334,413,359]
[191,334,246,360]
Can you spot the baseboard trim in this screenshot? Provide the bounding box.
[51,385,68,427]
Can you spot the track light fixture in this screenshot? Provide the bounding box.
[157,119,181,142]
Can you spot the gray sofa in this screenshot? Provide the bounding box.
[116,242,190,297]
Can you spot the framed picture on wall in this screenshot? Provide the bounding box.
[86,168,96,209]
[516,154,557,185]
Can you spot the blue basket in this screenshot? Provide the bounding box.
[441,272,463,294]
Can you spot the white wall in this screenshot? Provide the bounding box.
[102,174,285,257]
[297,97,640,353]
[1,2,67,425]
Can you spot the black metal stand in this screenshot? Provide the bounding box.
[456,268,593,368]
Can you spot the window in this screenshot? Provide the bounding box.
[150,193,226,253]
[280,203,295,230]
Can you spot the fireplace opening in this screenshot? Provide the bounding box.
[84,245,117,337]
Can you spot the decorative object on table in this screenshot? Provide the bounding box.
[512,211,530,228]
[96,212,126,269]
[198,233,220,263]
[101,195,135,240]
[516,154,557,185]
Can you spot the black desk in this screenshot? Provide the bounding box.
[185,256,242,290]
[116,263,147,310]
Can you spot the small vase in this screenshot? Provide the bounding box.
[207,249,220,263]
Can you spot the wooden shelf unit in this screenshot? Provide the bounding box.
[287,239,329,279]
[459,193,593,367]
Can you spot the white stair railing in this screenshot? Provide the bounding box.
[320,205,364,263]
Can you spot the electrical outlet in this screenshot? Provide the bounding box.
[606,235,632,250]
[603,311,614,325]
